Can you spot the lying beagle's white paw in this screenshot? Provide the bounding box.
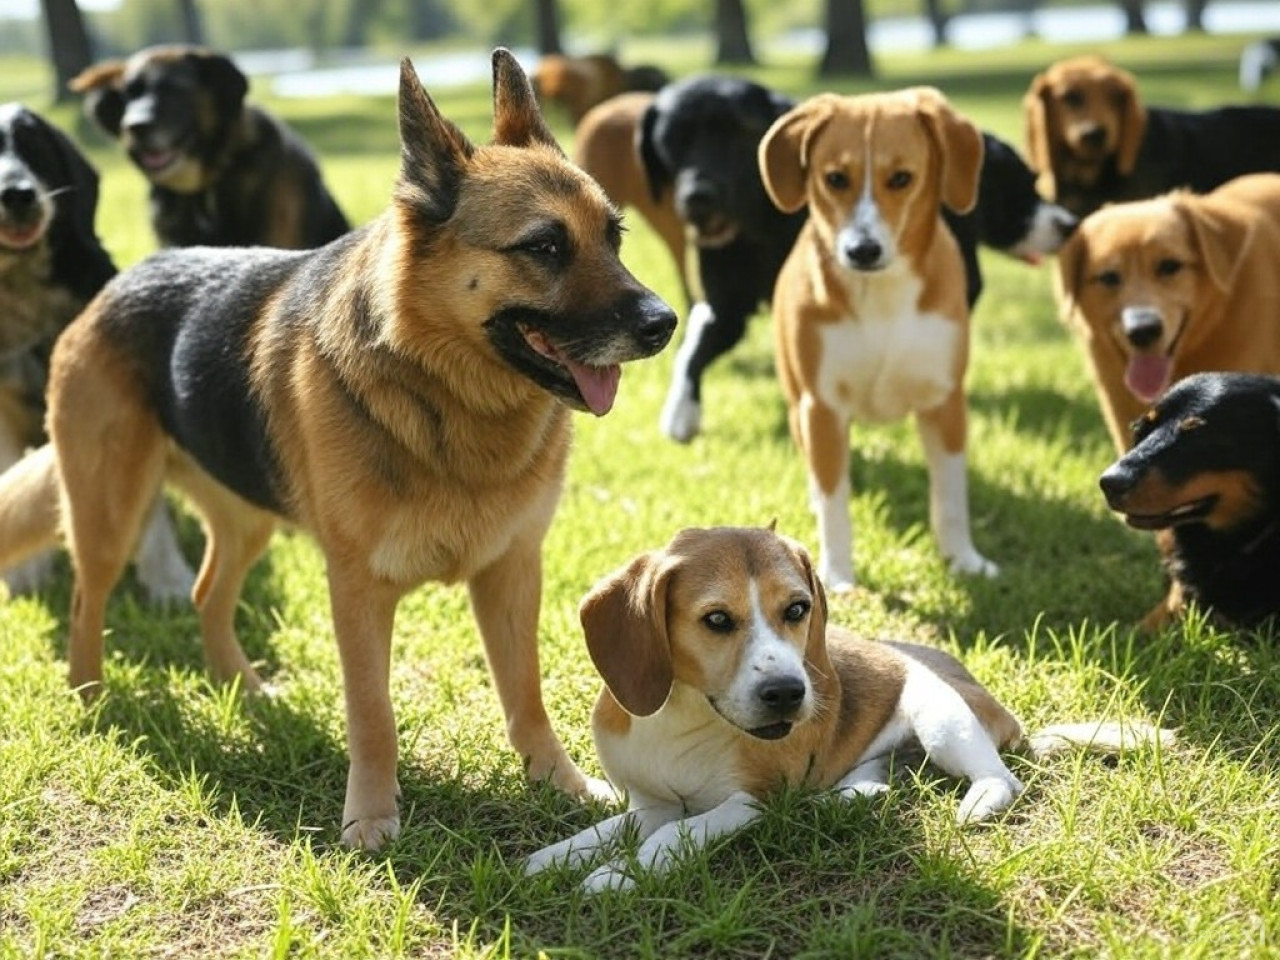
[956,774,1022,824]
[582,862,634,894]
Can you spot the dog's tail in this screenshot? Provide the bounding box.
[1023,721,1177,759]
[0,444,62,572]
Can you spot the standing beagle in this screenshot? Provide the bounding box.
[526,526,1174,892]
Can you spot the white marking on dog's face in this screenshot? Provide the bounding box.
[836,142,895,272]
[0,109,55,252]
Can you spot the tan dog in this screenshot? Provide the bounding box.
[1024,54,1280,217]
[0,51,676,849]
[1056,173,1280,454]
[525,526,1174,892]
[758,88,996,592]
[572,92,689,303]
[1057,173,1280,628]
[531,53,668,126]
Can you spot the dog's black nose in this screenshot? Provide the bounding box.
[679,183,719,221]
[1081,127,1107,148]
[636,294,677,353]
[757,676,806,715]
[845,240,883,269]
[1099,463,1136,504]
[0,184,37,214]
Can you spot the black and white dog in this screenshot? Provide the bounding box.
[644,75,1076,443]
[0,103,193,598]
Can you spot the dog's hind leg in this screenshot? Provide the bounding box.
[469,532,615,803]
[171,458,275,692]
[0,444,62,593]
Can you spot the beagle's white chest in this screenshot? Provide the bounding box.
[814,270,962,424]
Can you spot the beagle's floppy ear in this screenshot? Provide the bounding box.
[580,551,676,717]
[1111,69,1146,177]
[1022,72,1057,199]
[911,87,983,215]
[637,100,671,206]
[758,94,839,214]
[1178,193,1254,293]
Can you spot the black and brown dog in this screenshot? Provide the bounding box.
[0,51,675,848]
[70,45,349,249]
[1024,54,1280,218]
[1100,371,1280,630]
[0,102,191,599]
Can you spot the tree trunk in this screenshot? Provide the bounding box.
[534,0,562,56]
[820,0,874,77]
[40,0,94,104]
[923,0,949,47]
[1120,0,1148,34]
[715,0,756,65]
[176,0,204,44]
[1183,0,1208,31]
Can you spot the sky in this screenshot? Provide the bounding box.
[0,0,121,19]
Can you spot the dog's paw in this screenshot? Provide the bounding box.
[818,561,856,595]
[956,774,1022,824]
[947,549,999,579]
[341,815,400,851]
[835,780,890,802]
[135,556,196,605]
[524,845,562,876]
[659,386,701,443]
[582,862,634,894]
[578,775,622,806]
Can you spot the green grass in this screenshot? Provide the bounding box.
[3,32,1280,959]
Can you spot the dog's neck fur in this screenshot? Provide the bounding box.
[0,239,81,359]
[1171,511,1280,627]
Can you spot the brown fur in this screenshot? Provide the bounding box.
[0,51,674,849]
[1056,172,1280,626]
[532,53,669,127]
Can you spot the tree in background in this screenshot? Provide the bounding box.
[715,0,755,64]
[535,0,563,54]
[39,0,94,102]
[177,0,203,44]
[821,0,874,77]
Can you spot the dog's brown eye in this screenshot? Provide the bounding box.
[824,170,850,191]
[1062,89,1085,109]
[887,170,912,190]
[702,611,735,633]
[1095,269,1122,289]
[1155,258,1183,278]
[782,600,810,623]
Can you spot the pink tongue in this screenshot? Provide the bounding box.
[564,359,621,416]
[1125,354,1172,403]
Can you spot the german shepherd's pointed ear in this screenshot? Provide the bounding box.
[580,551,675,718]
[490,48,561,153]
[911,86,983,215]
[758,93,840,214]
[69,60,126,137]
[396,57,474,222]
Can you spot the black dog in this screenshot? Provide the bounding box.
[645,74,1075,442]
[1099,371,1280,629]
[70,45,349,250]
[0,102,192,599]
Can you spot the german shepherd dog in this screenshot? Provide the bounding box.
[70,45,349,249]
[1100,372,1280,629]
[0,102,191,600]
[0,51,676,849]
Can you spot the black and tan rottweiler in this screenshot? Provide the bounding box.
[0,102,191,599]
[70,44,350,249]
[1100,371,1280,630]
[0,51,676,849]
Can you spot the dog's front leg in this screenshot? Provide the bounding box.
[583,792,761,893]
[525,808,639,875]
[917,392,998,577]
[797,396,855,592]
[469,535,613,803]
[330,566,403,850]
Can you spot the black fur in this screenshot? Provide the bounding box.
[1100,372,1280,628]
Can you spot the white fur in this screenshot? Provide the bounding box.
[917,423,998,577]
[1007,202,1077,260]
[659,301,713,443]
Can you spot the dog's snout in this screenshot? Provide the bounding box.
[678,181,719,220]
[0,183,37,214]
[1080,126,1107,149]
[1099,463,1136,505]
[756,675,806,716]
[844,239,883,270]
[1123,307,1164,349]
[635,292,678,353]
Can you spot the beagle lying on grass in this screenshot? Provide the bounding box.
[526,526,1175,892]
